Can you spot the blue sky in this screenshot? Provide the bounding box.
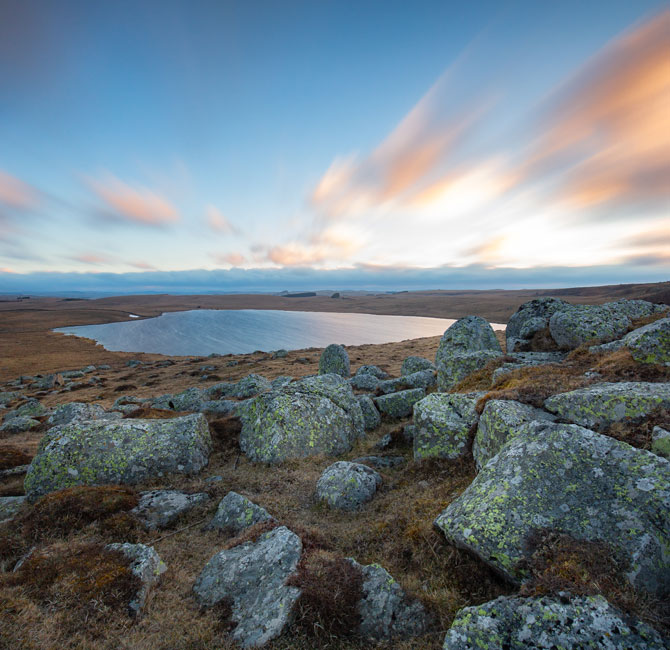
[0,1,668,293]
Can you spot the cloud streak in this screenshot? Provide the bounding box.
[0,170,39,210]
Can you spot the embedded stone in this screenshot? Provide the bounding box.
[316,461,382,511]
[401,356,435,375]
[355,365,389,379]
[47,402,118,427]
[434,421,670,596]
[131,490,209,530]
[0,416,41,435]
[624,317,670,365]
[349,373,381,391]
[377,369,436,394]
[374,388,426,419]
[505,297,570,352]
[318,344,350,377]
[0,496,26,523]
[151,387,204,411]
[357,395,381,431]
[232,374,271,398]
[207,491,273,534]
[652,426,670,459]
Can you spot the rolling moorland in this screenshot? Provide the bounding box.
[0,281,669,649]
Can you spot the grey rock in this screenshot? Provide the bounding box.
[232,374,271,398]
[375,433,392,450]
[0,416,40,435]
[318,343,350,377]
[316,461,382,510]
[270,375,293,389]
[82,365,97,373]
[357,394,381,431]
[0,496,26,523]
[0,464,30,479]
[106,543,167,617]
[506,297,569,352]
[434,421,670,596]
[402,423,416,443]
[374,388,426,419]
[97,364,111,370]
[442,593,666,649]
[25,413,212,501]
[352,455,406,469]
[199,399,238,417]
[61,370,85,379]
[126,360,143,367]
[378,369,436,394]
[356,365,389,379]
[4,399,47,421]
[207,491,273,534]
[652,426,670,459]
[47,402,115,427]
[33,374,58,390]
[271,349,288,359]
[202,382,236,400]
[193,526,302,648]
[0,391,20,406]
[401,356,435,375]
[350,559,431,640]
[151,387,204,411]
[436,316,502,390]
[624,317,670,365]
[413,393,482,460]
[132,490,209,530]
[473,399,557,470]
[544,382,670,431]
[239,374,364,463]
[349,373,381,391]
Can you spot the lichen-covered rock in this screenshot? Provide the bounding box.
[239,374,364,464]
[356,365,389,379]
[544,382,670,431]
[131,490,209,530]
[652,426,670,459]
[105,542,167,617]
[232,374,272,398]
[193,526,302,648]
[0,391,20,406]
[374,388,426,419]
[357,395,381,431]
[25,413,212,501]
[473,400,557,470]
[442,593,665,649]
[47,402,118,427]
[0,416,40,435]
[352,455,406,469]
[378,369,436,394]
[4,399,48,421]
[202,381,236,400]
[436,316,502,390]
[349,559,431,640]
[401,356,435,376]
[0,496,26,523]
[316,461,382,511]
[624,317,670,365]
[198,399,238,416]
[207,491,273,533]
[505,297,570,352]
[151,387,204,411]
[319,343,350,377]
[413,393,481,460]
[349,373,381,391]
[549,300,663,350]
[270,375,293,389]
[435,421,670,595]
[491,351,566,385]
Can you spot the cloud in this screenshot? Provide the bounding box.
[206,205,236,233]
[129,261,157,270]
[265,226,363,267]
[0,170,38,210]
[71,253,112,265]
[0,267,16,274]
[211,252,247,266]
[86,174,179,226]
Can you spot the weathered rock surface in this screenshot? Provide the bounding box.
[25,413,212,501]
[0,496,26,523]
[4,399,47,421]
[505,297,570,352]
[377,369,436,394]
[352,455,406,469]
[652,426,670,459]
[374,388,425,419]
[349,373,381,391]
[357,395,381,431]
[491,351,565,385]
[413,393,481,460]
[350,559,431,640]
[316,461,382,511]
[232,374,272,398]
[47,402,118,427]
[193,526,302,648]
[435,421,670,595]
[106,542,167,617]
[207,491,273,534]
[0,391,20,406]
[0,416,40,435]
[151,387,204,411]
[239,374,364,463]
[435,316,502,390]
[442,593,666,649]
[319,344,350,377]
[401,356,435,376]
[544,382,670,431]
[624,317,670,365]
[473,399,557,470]
[131,490,209,530]
[355,365,388,379]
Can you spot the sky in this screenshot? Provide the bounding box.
[0,0,668,294]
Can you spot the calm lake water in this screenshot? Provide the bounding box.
[55,309,505,356]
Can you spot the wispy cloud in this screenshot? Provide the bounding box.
[71,253,112,265]
[0,170,39,210]
[206,205,237,234]
[129,260,157,270]
[211,252,247,267]
[86,174,179,226]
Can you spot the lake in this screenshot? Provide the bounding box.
[54,309,505,356]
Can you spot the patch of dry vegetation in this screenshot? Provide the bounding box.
[0,446,33,470]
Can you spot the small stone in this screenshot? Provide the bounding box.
[207,491,273,534]
[374,388,426,419]
[318,344,350,377]
[316,461,382,511]
[357,395,381,431]
[0,496,26,523]
[131,490,209,530]
[401,356,435,375]
[651,426,670,459]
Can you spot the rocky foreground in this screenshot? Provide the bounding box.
[1,297,669,649]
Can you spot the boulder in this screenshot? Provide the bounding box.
[316,461,382,511]
[131,490,209,530]
[434,421,670,595]
[401,356,435,376]
[239,374,364,464]
[442,594,665,649]
[473,399,557,470]
[198,399,238,417]
[377,369,436,394]
[105,543,167,617]
[357,395,381,431]
[624,317,670,365]
[505,298,570,352]
[652,426,670,459]
[193,526,302,648]
[352,455,406,469]
[350,559,431,640]
[0,391,20,406]
[0,496,26,523]
[491,351,566,385]
[374,388,426,419]
[25,413,212,501]
[544,382,670,431]
[318,344,350,377]
[47,402,118,427]
[355,365,389,379]
[232,374,271,398]
[207,491,273,534]
[349,373,381,391]
[413,393,481,460]
[151,387,204,411]
[4,399,47,420]
[0,416,40,435]
[435,316,502,390]
[270,375,293,389]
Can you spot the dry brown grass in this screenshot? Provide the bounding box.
[0,446,33,470]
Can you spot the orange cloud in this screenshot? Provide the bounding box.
[129,261,156,270]
[0,267,16,273]
[87,175,179,225]
[72,253,111,265]
[206,205,236,233]
[0,170,38,209]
